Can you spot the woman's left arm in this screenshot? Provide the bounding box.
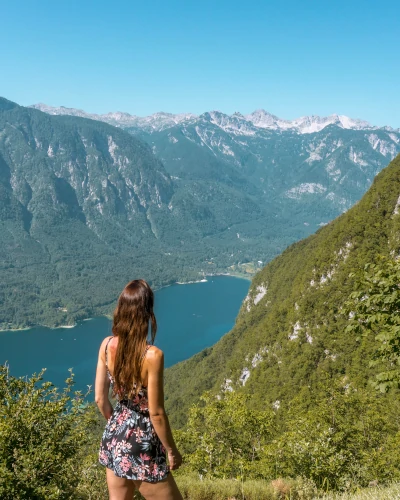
[95,338,113,419]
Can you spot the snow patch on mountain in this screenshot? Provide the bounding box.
[388,133,400,144]
[30,103,196,132]
[108,136,118,163]
[367,134,399,159]
[326,192,349,208]
[221,143,235,156]
[204,111,257,136]
[245,111,374,134]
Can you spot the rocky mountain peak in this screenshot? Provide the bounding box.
[30,101,398,135]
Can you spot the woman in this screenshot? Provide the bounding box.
[95,279,183,500]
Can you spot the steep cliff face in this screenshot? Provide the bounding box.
[1,99,174,239]
[165,154,400,427]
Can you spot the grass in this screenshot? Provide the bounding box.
[174,476,400,500]
[80,467,400,500]
[174,474,317,499]
[322,482,400,499]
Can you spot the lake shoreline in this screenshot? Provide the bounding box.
[0,276,250,387]
[0,274,251,333]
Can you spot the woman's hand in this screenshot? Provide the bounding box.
[167,448,182,470]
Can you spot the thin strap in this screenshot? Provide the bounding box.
[105,336,113,368]
[141,344,151,360]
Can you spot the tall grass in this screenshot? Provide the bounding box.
[322,482,400,499]
[174,474,317,499]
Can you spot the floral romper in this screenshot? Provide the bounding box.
[98,338,169,482]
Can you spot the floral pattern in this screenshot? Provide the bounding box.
[98,339,169,482]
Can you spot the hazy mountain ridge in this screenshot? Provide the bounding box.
[31,103,399,134]
[139,114,400,222]
[33,102,400,222]
[30,103,197,132]
[164,153,400,427]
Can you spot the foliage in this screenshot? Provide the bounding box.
[176,382,400,491]
[0,364,97,499]
[345,257,400,392]
[322,482,400,499]
[263,382,400,491]
[175,392,274,479]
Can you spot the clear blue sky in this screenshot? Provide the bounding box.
[1,0,399,127]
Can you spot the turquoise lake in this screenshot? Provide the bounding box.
[0,276,249,391]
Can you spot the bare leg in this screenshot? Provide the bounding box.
[138,473,183,500]
[106,468,135,500]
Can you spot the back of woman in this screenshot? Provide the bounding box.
[95,279,183,500]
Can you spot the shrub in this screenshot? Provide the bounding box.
[0,364,96,499]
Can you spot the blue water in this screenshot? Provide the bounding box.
[0,276,249,391]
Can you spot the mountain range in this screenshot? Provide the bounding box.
[32,104,400,224]
[1,97,400,328]
[31,103,398,134]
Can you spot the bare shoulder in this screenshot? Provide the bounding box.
[146,345,164,365]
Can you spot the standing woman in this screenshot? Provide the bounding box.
[95,279,183,500]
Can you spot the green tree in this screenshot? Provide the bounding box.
[345,257,400,391]
[176,391,274,480]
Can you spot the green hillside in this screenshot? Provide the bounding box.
[0,98,315,329]
[165,153,400,427]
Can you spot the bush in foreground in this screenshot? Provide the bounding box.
[0,365,96,499]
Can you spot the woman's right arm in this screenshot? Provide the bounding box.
[94,338,113,420]
[146,347,182,470]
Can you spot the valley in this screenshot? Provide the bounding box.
[3,99,400,494]
[1,97,398,329]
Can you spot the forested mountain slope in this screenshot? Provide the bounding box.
[0,98,180,327]
[3,97,399,328]
[34,103,400,231]
[2,98,255,328]
[35,102,400,255]
[165,154,400,427]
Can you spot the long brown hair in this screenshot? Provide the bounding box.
[112,279,157,397]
